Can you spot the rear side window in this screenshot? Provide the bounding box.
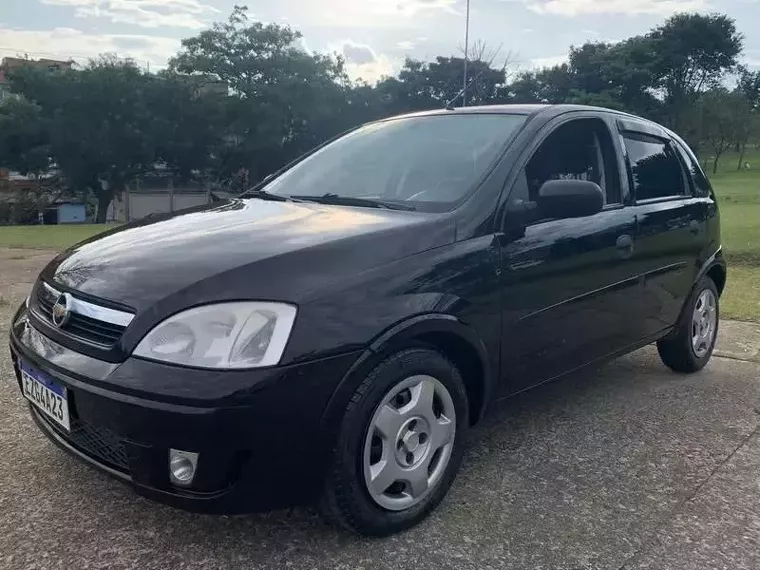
[623,133,686,201]
[674,142,712,198]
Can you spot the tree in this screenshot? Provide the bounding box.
[169,5,349,182]
[507,64,574,104]
[572,37,662,118]
[737,67,760,109]
[649,13,743,130]
[0,97,50,177]
[394,56,506,108]
[147,72,227,182]
[9,57,159,221]
[7,56,226,221]
[0,97,54,221]
[696,89,740,174]
[733,68,760,169]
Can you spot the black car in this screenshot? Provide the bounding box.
[9,104,725,536]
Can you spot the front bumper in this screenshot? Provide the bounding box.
[8,305,361,514]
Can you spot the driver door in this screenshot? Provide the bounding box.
[497,114,640,396]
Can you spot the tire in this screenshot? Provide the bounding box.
[657,276,720,373]
[320,347,469,536]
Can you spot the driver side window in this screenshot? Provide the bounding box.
[509,118,621,217]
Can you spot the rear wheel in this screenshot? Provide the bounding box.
[320,347,468,536]
[657,276,719,373]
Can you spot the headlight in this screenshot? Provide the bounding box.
[133,302,297,369]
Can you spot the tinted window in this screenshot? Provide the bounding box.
[265,114,526,212]
[623,133,686,201]
[674,141,711,197]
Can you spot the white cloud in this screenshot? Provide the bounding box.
[371,0,459,16]
[283,0,458,29]
[40,0,219,29]
[397,40,416,50]
[0,26,180,68]
[335,40,377,65]
[531,54,568,68]
[327,39,397,83]
[526,0,708,16]
[348,54,397,83]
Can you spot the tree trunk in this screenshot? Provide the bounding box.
[738,143,747,171]
[712,154,721,175]
[36,175,44,225]
[96,191,112,223]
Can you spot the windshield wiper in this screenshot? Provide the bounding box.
[290,193,416,211]
[240,189,299,202]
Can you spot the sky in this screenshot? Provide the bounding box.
[1,0,759,83]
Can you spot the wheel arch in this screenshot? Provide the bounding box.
[321,314,494,437]
[696,248,726,297]
[706,264,726,297]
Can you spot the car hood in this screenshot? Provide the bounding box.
[42,198,453,311]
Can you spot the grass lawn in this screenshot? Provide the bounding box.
[709,149,760,322]
[721,265,760,322]
[0,223,117,249]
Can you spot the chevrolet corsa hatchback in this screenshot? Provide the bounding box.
[9,105,726,536]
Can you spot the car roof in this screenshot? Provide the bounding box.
[372,104,686,146]
[387,103,651,125]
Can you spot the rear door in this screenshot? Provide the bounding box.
[619,119,710,338]
[497,113,640,395]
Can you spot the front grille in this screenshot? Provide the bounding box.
[35,284,128,346]
[37,411,130,473]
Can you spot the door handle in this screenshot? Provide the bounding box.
[616,234,634,259]
[689,220,700,236]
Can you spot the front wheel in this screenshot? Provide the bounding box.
[657,276,720,373]
[320,347,468,536]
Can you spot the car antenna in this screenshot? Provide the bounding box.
[444,43,505,110]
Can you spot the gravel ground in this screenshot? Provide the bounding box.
[1,247,760,570]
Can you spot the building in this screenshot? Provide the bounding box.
[43,201,87,224]
[105,173,213,223]
[0,57,73,101]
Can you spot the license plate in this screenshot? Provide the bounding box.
[20,361,70,431]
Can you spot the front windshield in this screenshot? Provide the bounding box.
[264,114,526,212]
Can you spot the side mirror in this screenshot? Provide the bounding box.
[537,179,604,219]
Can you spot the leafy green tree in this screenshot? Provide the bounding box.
[0,97,50,177]
[507,65,573,104]
[9,56,158,221]
[734,68,760,170]
[727,90,758,171]
[148,72,227,182]
[649,13,743,130]
[651,14,743,98]
[0,97,54,222]
[169,5,349,182]
[569,37,662,118]
[392,56,505,108]
[695,89,741,174]
[737,67,760,109]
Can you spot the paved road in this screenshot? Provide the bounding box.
[1,248,760,569]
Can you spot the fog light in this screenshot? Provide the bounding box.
[169,449,199,486]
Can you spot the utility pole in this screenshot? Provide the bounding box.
[462,0,470,107]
